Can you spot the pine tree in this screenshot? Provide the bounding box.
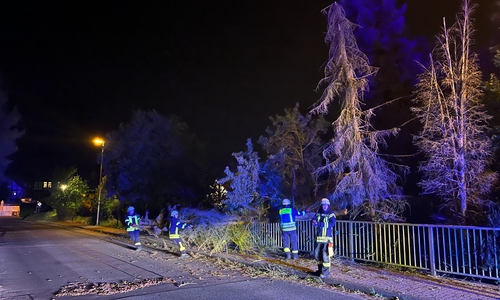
[311,3,407,222]
[412,1,497,224]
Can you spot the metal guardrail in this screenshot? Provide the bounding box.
[251,220,500,281]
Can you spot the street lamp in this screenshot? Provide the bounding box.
[93,137,105,226]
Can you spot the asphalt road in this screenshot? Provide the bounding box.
[0,217,367,300]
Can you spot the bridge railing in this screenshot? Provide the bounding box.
[251,220,500,281]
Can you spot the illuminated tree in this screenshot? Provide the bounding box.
[218,139,260,217]
[310,3,407,222]
[258,103,329,206]
[47,175,89,219]
[412,1,497,224]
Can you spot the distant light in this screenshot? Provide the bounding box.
[60,184,68,191]
[93,137,105,147]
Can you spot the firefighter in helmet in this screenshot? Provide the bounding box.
[312,198,347,278]
[169,210,192,258]
[279,198,307,260]
[125,206,142,250]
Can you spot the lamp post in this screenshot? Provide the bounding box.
[93,137,105,226]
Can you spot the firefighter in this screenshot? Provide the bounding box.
[279,198,307,260]
[312,198,346,278]
[125,206,142,250]
[169,210,192,258]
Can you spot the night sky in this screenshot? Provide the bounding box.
[0,0,497,183]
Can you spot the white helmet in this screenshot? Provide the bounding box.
[127,206,135,212]
[170,210,179,217]
[282,198,291,206]
[320,198,330,206]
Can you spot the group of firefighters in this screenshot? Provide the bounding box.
[279,197,347,278]
[124,197,345,278]
[124,206,192,258]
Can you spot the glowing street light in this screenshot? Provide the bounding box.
[93,137,105,226]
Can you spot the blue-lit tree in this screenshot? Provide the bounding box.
[258,103,329,207]
[310,3,407,222]
[412,1,497,224]
[218,139,261,218]
[0,89,24,184]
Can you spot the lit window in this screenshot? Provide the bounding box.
[43,181,52,189]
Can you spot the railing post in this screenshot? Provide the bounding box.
[427,225,436,276]
[349,221,354,261]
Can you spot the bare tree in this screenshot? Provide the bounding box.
[412,1,497,224]
[310,3,407,222]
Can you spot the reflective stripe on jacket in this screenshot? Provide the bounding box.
[169,217,188,239]
[313,212,336,243]
[125,214,140,232]
[279,207,306,231]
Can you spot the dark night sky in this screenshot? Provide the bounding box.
[0,0,497,183]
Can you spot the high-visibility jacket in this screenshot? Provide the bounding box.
[169,217,188,239]
[313,210,336,243]
[279,206,306,231]
[125,214,140,232]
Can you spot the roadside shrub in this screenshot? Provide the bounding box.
[72,216,91,225]
[24,210,58,222]
[99,217,124,229]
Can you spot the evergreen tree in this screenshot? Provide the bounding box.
[311,3,407,222]
[412,1,497,224]
[218,139,261,217]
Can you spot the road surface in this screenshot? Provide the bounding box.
[0,217,367,300]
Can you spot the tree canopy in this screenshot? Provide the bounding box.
[258,103,329,206]
[311,3,407,222]
[104,110,208,214]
